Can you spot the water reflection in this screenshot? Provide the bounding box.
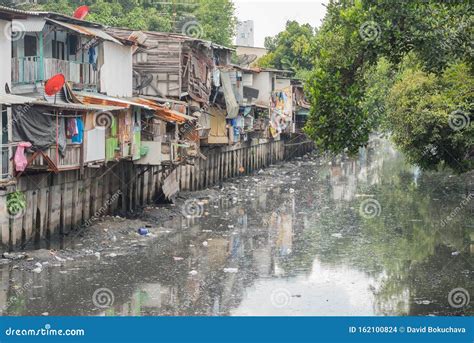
[0,138,472,316]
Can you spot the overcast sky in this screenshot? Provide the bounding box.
[233,0,328,47]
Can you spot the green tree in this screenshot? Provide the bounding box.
[304,0,473,171]
[193,0,236,46]
[386,62,473,173]
[257,20,316,78]
[35,0,235,45]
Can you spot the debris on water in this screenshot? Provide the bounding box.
[55,255,66,262]
[2,252,26,260]
[138,228,149,236]
[223,268,238,273]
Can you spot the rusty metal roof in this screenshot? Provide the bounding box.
[132,97,196,123]
[46,19,122,45]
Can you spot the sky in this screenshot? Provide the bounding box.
[233,0,328,47]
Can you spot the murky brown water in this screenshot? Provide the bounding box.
[1,138,473,316]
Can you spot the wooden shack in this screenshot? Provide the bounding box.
[106,29,232,105]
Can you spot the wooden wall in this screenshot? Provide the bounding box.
[0,139,314,250]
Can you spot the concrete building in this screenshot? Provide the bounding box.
[236,20,254,47]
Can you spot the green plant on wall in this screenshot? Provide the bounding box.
[6,191,27,217]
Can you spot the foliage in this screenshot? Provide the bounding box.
[193,0,236,46]
[303,0,473,171]
[256,21,316,77]
[6,191,26,216]
[386,62,474,173]
[34,0,235,46]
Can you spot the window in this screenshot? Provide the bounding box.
[24,35,37,57]
[52,40,65,60]
[67,34,78,55]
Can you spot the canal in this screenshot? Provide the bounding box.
[1,138,472,316]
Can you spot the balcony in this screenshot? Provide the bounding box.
[11,57,98,90]
[26,144,82,172]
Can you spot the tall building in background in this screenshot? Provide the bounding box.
[236,20,254,47]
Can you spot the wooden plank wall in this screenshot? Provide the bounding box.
[0,139,313,250]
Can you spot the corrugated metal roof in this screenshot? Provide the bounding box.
[31,100,125,112]
[12,17,46,32]
[46,19,122,45]
[0,93,36,105]
[74,92,153,110]
[0,5,46,17]
[132,97,196,123]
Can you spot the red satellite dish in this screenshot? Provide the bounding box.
[73,5,89,20]
[45,74,65,96]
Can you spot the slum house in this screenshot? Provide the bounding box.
[228,66,295,140]
[106,28,237,146]
[0,6,197,248]
[291,80,310,131]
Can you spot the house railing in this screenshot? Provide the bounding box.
[12,57,98,87]
[26,144,82,171]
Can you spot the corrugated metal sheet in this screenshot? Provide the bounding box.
[46,19,122,45]
[133,97,196,123]
[0,93,36,105]
[74,91,153,110]
[12,17,46,32]
[31,100,124,112]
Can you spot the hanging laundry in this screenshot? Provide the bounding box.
[66,118,77,138]
[71,118,84,144]
[88,47,97,71]
[14,142,32,172]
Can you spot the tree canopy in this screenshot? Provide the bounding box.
[257,20,317,79]
[288,0,473,173]
[13,0,236,46]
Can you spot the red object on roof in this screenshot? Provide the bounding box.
[73,5,89,20]
[44,74,65,96]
